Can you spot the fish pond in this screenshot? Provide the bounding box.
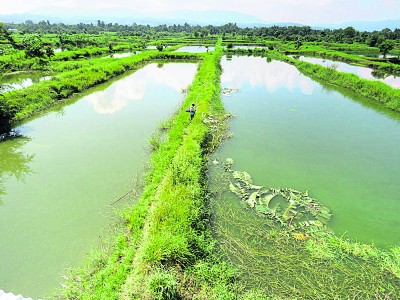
[175,46,215,53]
[0,62,197,298]
[0,72,51,93]
[212,55,400,247]
[291,55,400,88]
[209,55,400,296]
[101,52,135,59]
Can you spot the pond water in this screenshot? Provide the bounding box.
[0,62,197,298]
[212,55,400,249]
[0,72,51,93]
[291,55,400,88]
[102,52,136,59]
[230,45,264,49]
[175,46,215,53]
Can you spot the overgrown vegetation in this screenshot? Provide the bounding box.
[209,159,400,299]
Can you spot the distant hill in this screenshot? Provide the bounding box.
[320,19,400,31]
[1,8,399,31]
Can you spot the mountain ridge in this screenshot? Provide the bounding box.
[1,8,399,31]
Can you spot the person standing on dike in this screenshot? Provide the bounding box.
[189,103,196,120]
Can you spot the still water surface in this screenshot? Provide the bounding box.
[0,62,197,298]
[0,72,51,93]
[214,55,400,248]
[175,46,215,53]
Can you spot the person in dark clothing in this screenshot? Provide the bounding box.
[189,103,196,120]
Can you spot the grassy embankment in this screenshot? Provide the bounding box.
[264,50,400,112]
[60,40,241,299]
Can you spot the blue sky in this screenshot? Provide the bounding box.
[2,0,400,24]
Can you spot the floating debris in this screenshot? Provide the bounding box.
[214,158,332,235]
[222,87,240,96]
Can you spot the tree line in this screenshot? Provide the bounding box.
[3,20,400,44]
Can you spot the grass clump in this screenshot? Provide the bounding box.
[147,269,178,300]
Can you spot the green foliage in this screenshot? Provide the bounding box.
[0,51,200,133]
[147,269,178,300]
[283,42,400,75]
[156,43,164,52]
[379,40,395,57]
[22,34,53,58]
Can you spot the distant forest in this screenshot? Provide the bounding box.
[3,20,400,47]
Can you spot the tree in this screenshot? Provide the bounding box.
[0,22,21,49]
[366,34,379,47]
[343,26,356,40]
[22,34,49,58]
[378,40,395,58]
[294,38,303,50]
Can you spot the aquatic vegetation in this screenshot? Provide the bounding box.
[202,112,232,153]
[209,157,400,298]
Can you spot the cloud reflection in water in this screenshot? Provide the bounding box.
[221,56,315,95]
[86,63,197,114]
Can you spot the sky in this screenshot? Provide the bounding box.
[1,0,400,24]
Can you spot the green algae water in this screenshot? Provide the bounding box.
[213,55,400,248]
[0,62,197,298]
